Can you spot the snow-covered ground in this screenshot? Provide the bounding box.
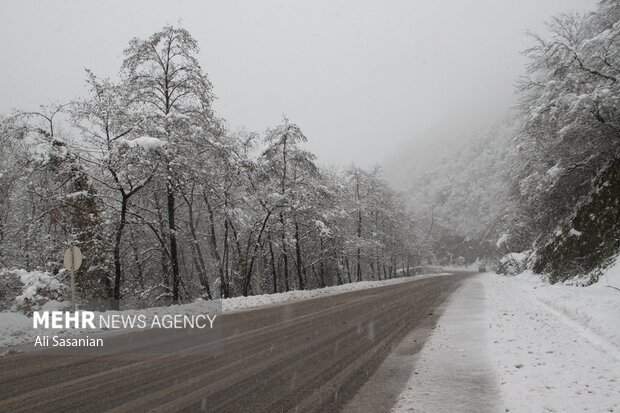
[391,276,501,412]
[0,273,449,350]
[394,260,620,412]
[485,262,620,412]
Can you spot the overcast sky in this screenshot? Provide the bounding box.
[0,0,593,166]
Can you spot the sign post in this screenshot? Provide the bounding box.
[63,246,82,311]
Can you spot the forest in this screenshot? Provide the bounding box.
[0,26,422,305]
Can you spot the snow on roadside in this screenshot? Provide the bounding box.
[391,276,501,413]
[0,312,33,349]
[507,259,620,353]
[393,266,620,412]
[0,273,450,350]
[222,273,449,313]
[482,270,620,412]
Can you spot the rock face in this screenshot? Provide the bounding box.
[533,157,620,284]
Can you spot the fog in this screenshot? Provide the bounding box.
[0,0,593,166]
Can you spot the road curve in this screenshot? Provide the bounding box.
[0,273,469,413]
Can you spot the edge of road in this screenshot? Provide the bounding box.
[342,272,476,413]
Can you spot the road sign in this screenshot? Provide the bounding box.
[64,246,82,272]
[64,246,82,310]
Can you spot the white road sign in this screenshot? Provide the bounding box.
[64,246,82,310]
[63,246,82,272]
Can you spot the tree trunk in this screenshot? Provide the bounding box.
[130,229,145,288]
[344,254,352,283]
[406,255,411,277]
[166,178,180,302]
[153,194,170,289]
[222,219,230,298]
[242,209,273,296]
[356,209,362,282]
[280,212,290,291]
[294,221,305,290]
[336,262,343,286]
[111,194,128,308]
[319,238,326,287]
[203,192,226,298]
[268,232,278,293]
[184,194,211,299]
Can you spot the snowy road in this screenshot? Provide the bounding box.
[0,274,469,412]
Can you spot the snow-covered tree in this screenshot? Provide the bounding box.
[121,25,216,301]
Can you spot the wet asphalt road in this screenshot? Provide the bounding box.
[0,273,469,413]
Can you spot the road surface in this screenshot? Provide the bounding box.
[0,273,470,412]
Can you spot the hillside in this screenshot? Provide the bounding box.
[385,114,520,263]
[386,1,620,281]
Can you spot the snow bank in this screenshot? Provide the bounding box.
[482,272,620,412]
[518,258,620,351]
[441,262,481,272]
[600,257,620,288]
[0,312,32,349]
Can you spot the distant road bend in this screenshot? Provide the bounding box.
[0,273,470,412]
